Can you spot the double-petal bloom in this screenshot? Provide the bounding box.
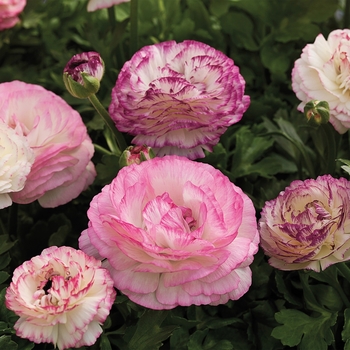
[259,175,350,271]
[0,81,96,207]
[109,40,250,159]
[80,156,259,309]
[0,121,34,209]
[5,246,116,350]
[0,0,26,31]
[292,29,350,133]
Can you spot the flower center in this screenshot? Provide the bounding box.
[335,50,350,94]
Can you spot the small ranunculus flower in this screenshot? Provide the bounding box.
[0,0,26,31]
[87,0,129,12]
[0,121,34,209]
[5,246,116,350]
[79,155,259,310]
[119,145,155,167]
[259,175,350,272]
[292,29,350,134]
[109,40,250,160]
[0,81,96,208]
[63,52,104,99]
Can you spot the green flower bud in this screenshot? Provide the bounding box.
[119,145,155,168]
[304,100,330,127]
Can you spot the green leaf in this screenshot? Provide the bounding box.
[127,310,177,350]
[343,308,350,349]
[0,236,16,256]
[230,126,274,178]
[272,309,337,349]
[221,11,259,51]
[0,271,9,285]
[95,154,120,186]
[0,335,17,350]
[100,333,112,350]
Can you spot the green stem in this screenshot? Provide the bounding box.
[108,6,117,30]
[88,94,127,152]
[94,144,113,155]
[130,0,139,56]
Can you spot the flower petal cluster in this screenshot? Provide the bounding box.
[5,246,116,350]
[79,155,259,310]
[292,29,350,133]
[109,40,250,160]
[259,175,350,272]
[0,81,96,207]
[63,52,104,99]
[87,0,129,12]
[0,0,26,31]
[0,121,34,209]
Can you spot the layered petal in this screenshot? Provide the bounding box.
[79,155,259,309]
[109,40,250,159]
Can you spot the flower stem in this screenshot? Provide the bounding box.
[130,0,139,56]
[88,94,127,152]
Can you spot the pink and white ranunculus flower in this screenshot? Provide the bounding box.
[259,175,350,272]
[0,81,96,208]
[292,29,350,133]
[5,246,116,350]
[87,0,129,12]
[0,0,26,31]
[0,121,34,209]
[79,155,259,310]
[109,40,250,160]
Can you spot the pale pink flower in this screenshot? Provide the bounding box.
[109,40,250,160]
[5,246,116,350]
[79,155,259,310]
[259,175,350,272]
[87,0,129,12]
[292,29,350,133]
[0,121,34,209]
[0,81,96,208]
[0,0,26,31]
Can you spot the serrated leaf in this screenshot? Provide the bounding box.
[272,309,337,349]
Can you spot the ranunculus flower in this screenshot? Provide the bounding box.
[63,52,105,99]
[0,0,26,31]
[0,121,34,209]
[0,81,96,207]
[259,175,350,272]
[109,40,250,160]
[79,155,259,310]
[5,246,116,350]
[87,0,129,12]
[292,29,350,134]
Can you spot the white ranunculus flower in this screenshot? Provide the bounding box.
[292,29,350,133]
[0,122,34,208]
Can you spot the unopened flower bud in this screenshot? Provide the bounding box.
[119,145,155,168]
[63,52,104,99]
[304,100,330,126]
